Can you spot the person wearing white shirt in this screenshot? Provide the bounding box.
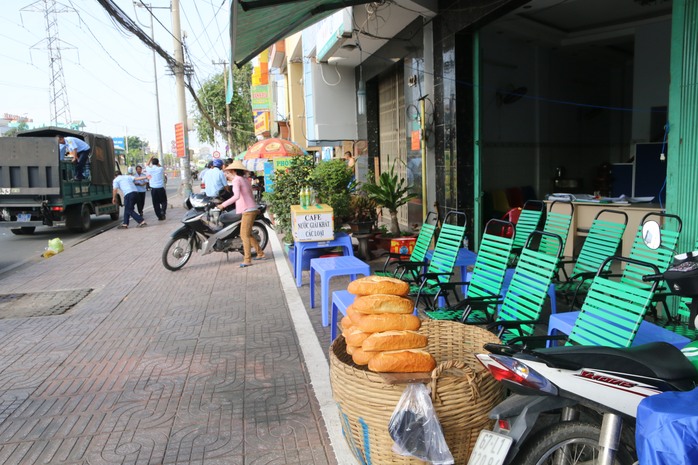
[202,159,227,197]
[146,157,167,221]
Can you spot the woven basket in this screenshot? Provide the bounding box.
[330,319,504,464]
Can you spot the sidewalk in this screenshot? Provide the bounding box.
[0,192,363,465]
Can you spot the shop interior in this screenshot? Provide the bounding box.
[477,0,673,219]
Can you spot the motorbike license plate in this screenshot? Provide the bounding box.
[17,213,31,222]
[467,430,513,465]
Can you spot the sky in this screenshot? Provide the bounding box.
[0,0,231,153]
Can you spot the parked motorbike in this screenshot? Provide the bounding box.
[162,192,273,271]
[469,221,698,465]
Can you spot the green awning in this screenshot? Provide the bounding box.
[230,0,370,67]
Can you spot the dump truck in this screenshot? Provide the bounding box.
[0,127,121,235]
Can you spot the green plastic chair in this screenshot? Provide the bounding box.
[545,257,662,348]
[484,230,563,342]
[511,200,546,251]
[424,218,515,321]
[556,209,628,307]
[539,201,574,259]
[568,212,682,309]
[375,211,437,279]
[410,211,467,309]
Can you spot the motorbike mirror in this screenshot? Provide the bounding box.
[642,220,661,250]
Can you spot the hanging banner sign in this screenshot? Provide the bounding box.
[251,85,272,110]
[175,123,186,158]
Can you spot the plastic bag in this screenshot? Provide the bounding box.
[388,383,454,465]
[42,238,64,258]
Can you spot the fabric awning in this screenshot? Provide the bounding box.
[230,0,371,67]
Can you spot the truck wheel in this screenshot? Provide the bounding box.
[67,204,91,232]
[10,227,36,235]
[162,233,193,271]
[110,209,120,221]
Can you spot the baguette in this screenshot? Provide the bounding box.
[344,327,372,347]
[352,294,414,315]
[362,330,428,352]
[351,346,376,366]
[355,313,421,333]
[340,316,353,331]
[345,343,357,355]
[368,349,436,373]
[347,276,410,296]
[346,304,367,325]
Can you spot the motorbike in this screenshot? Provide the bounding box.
[162,192,273,271]
[469,220,698,465]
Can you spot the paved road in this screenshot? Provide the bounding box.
[0,178,183,277]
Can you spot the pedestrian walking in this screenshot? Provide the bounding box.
[134,165,148,216]
[113,171,147,229]
[146,157,168,220]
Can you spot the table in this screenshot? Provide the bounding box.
[544,201,663,259]
[293,232,353,287]
[547,311,690,349]
[310,256,370,327]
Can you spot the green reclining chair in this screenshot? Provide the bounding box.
[375,211,437,280]
[556,209,628,308]
[424,218,515,321]
[407,211,467,310]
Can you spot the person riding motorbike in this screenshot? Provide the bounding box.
[202,159,227,197]
[218,160,266,267]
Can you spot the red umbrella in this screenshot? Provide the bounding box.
[244,138,305,159]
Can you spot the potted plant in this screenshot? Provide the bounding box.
[348,193,378,235]
[264,154,315,244]
[361,159,417,236]
[310,158,355,228]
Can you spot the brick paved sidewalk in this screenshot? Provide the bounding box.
[0,195,342,465]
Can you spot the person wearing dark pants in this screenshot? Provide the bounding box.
[112,172,147,229]
[146,157,167,220]
[133,165,148,216]
[58,135,91,181]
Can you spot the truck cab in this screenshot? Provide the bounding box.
[0,127,121,235]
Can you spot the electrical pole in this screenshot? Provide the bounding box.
[23,0,73,125]
[134,2,165,159]
[171,0,191,196]
[213,60,234,155]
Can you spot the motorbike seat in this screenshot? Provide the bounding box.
[535,342,698,390]
[219,211,243,225]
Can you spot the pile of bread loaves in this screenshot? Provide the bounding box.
[341,276,436,373]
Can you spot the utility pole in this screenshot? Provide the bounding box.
[171,0,191,196]
[213,60,234,156]
[134,2,166,159]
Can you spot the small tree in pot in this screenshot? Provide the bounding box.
[361,160,417,236]
[264,154,314,243]
[348,193,378,234]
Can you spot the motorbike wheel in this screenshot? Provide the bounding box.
[516,421,635,465]
[253,222,269,252]
[162,234,194,271]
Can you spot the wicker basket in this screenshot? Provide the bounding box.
[330,319,504,464]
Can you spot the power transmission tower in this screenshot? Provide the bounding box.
[22,0,74,125]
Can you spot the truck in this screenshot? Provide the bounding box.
[0,127,121,235]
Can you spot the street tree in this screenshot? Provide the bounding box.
[192,65,255,155]
[126,135,149,167]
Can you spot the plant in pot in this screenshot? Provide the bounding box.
[361,159,417,236]
[310,158,355,229]
[264,154,315,243]
[348,193,378,235]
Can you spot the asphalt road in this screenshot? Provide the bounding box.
[0,176,186,277]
